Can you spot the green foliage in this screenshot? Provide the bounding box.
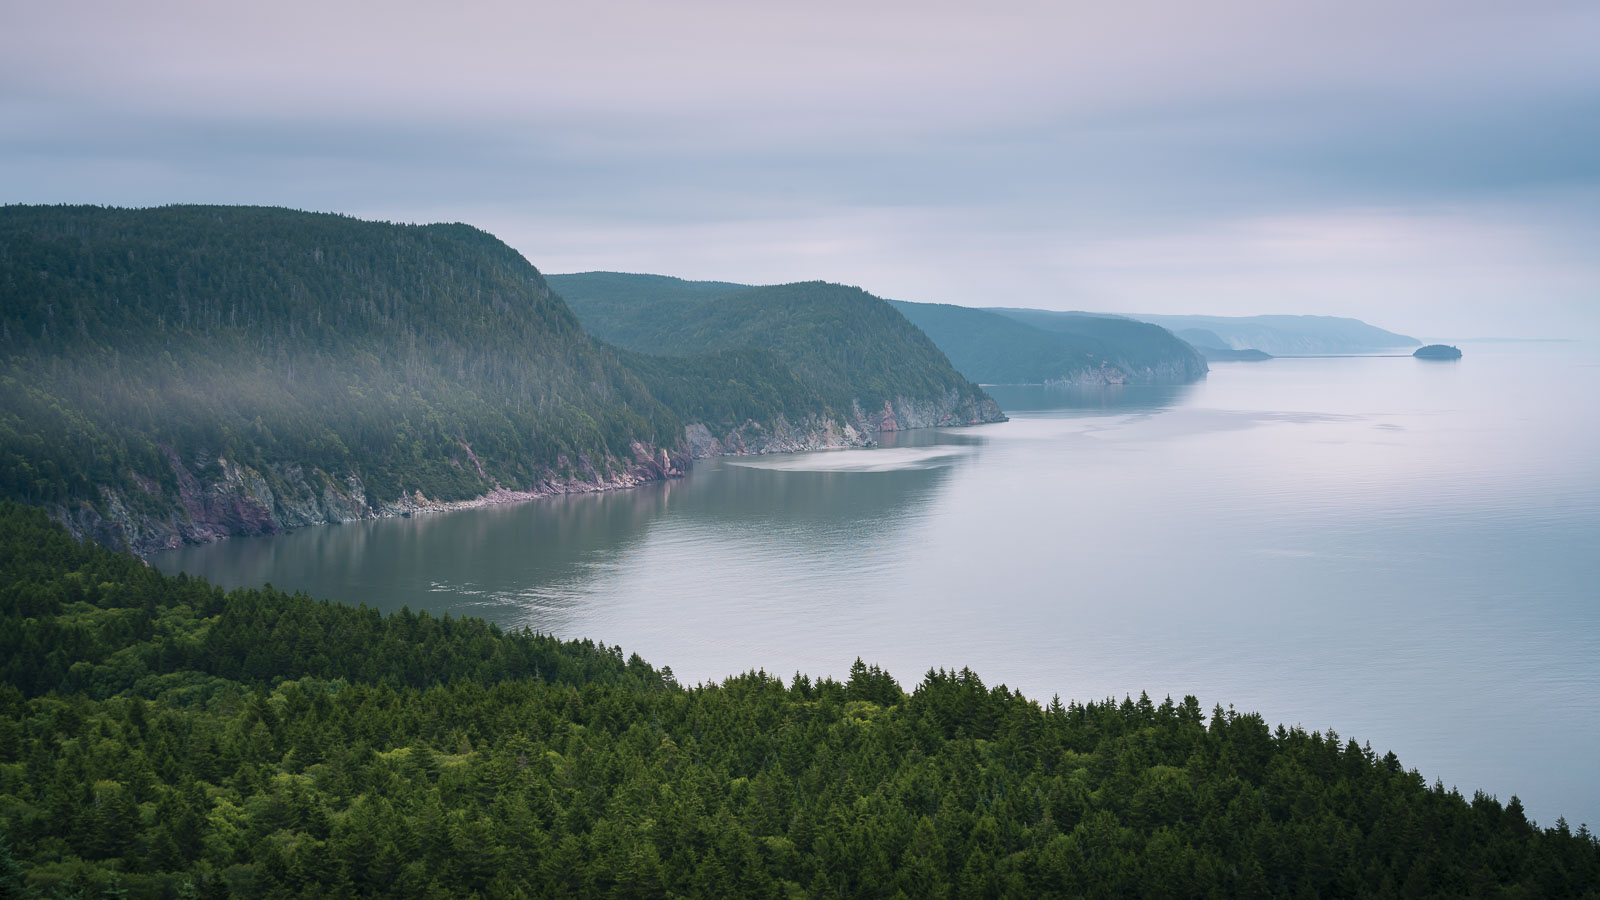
[0,206,682,526]
[3,504,1596,897]
[551,273,997,422]
[613,348,828,429]
[891,301,1208,385]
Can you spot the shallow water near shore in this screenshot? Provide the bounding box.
[156,342,1600,827]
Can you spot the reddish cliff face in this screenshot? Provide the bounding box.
[53,441,690,556]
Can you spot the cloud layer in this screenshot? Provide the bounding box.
[4,0,1597,337]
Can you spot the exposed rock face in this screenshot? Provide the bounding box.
[52,441,689,557]
[859,389,1007,431]
[683,418,872,459]
[684,388,1005,459]
[1043,359,1205,387]
[56,390,1002,555]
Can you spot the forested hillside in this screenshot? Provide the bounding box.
[551,274,1004,445]
[889,302,1207,385]
[0,206,684,554]
[1130,314,1418,355]
[2,503,1596,898]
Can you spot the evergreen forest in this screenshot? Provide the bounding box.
[0,206,679,529]
[2,502,1596,899]
[0,208,1010,554]
[550,274,998,420]
[887,302,1208,386]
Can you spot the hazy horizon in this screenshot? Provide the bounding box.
[4,0,1596,340]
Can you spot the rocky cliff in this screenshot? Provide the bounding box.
[1042,359,1208,387]
[53,442,689,557]
[681,387,1005,459]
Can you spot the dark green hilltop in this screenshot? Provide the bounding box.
[2,501,1596,898]
[0,207,996,554]
[547,273,1004,455]
[550,272,1210,388]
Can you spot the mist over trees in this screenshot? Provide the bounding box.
[552,273,999,421]
[0,206,682,524]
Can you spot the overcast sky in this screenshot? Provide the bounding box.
[3,0,1597,338]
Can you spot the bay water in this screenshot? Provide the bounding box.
[155,343,1600,827]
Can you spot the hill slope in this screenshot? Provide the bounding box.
[1132,314,1418,355]
[892,302,1207,385]
[3,501,1596,898]
[551,274,1004,453]
[0,206,686,553]
[1175,328,1274,362]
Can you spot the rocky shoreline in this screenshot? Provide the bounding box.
[1042,358,1209,387]
[54,441,690,558]
[54,392,1006,557]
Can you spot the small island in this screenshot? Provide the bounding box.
[1414,344,1463,360]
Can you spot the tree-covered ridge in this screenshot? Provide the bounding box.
[889,302,1208,386]
[0,206,682,551]
[546,272,750,312]
[1129,314,1419,356]
[612,348,830,433]
[553,275,1000,423]
[2,504,1595,899]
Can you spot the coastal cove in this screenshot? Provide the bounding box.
[155,343,1600,828]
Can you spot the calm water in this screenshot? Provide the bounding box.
[156,343,1600,827]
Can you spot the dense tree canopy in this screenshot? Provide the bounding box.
[889,302,1208,386]
[0,206,680,529]
[2,503,1595,898]
[551,274,999,422]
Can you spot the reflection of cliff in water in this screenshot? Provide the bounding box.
[672,450,958,536]
[984,382,1197,416]
[151,438,963,632]
[152,481,681,621]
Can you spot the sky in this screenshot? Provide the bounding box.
[2,0,1597,339]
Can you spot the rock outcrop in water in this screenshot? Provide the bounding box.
[1414,344,1463,360]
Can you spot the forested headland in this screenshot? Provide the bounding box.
[887,302,1208,386]
[2,502,1596,899]
[0,208,997,554]
[552,272,1210,392]
[0,206,693,553]
[1127,315,1419,357]
[550,274,1005,448]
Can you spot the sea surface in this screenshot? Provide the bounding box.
[156,343,1600,828]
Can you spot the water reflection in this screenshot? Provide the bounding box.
[150,346,1600,827]
[983,382,1197,415]
[152,438,964,629]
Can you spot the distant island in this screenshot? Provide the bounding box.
[1414,344,1464,360]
